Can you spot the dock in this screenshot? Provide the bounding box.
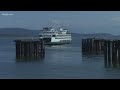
[14,38,45,61]
[82,38,104,54]
[104,40,120,68]
[82,38,120,68]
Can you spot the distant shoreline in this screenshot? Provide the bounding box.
[0,36,38,40]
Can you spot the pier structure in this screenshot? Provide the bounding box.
[82,38,120,68]
[104,40,120,68]
[82,38,104,54]
[14,38,45,61]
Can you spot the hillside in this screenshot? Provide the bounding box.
[0,28,40,37]
[0,28,118,39]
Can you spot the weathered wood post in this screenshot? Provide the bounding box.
[104,40,120,68]
[15,38,45,61]
[82,38,104,55]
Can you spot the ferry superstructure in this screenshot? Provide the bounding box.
[39,27,72,45]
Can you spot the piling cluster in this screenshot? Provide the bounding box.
[82,38,104,54]
[82,38,120,68]
[14,39,45,60]
[104,40,120,67]
[14,37,120,67]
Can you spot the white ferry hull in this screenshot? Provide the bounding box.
[43,37,72,45]
[39,27,72,45]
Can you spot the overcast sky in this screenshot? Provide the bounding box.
[1,11,120,35]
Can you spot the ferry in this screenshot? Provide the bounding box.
[39,27,72,45]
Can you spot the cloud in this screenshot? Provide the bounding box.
[1,13,14,16]
[111,17,120,22]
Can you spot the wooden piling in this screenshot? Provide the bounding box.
[104,40,120,68]
[82,38,120,68]
[82,38,104,55]
[14,39,45,61]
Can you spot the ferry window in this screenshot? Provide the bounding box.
[52,35,56,37]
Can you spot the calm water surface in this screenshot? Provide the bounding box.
[0,36,120,79]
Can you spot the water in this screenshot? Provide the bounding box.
[1,37,120,79]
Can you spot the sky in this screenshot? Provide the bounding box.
[1,11,120,35]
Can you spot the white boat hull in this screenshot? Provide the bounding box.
[43,37,72,45]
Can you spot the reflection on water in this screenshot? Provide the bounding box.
[104,55,120,68]
[81,50,104,66]
[104,40,120,69]
[81,41,120,69]
[81,38,104,60]
[1,38,120,78]
[16,57,45,63]
[82,51,104,57]
[81,41,104,60]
